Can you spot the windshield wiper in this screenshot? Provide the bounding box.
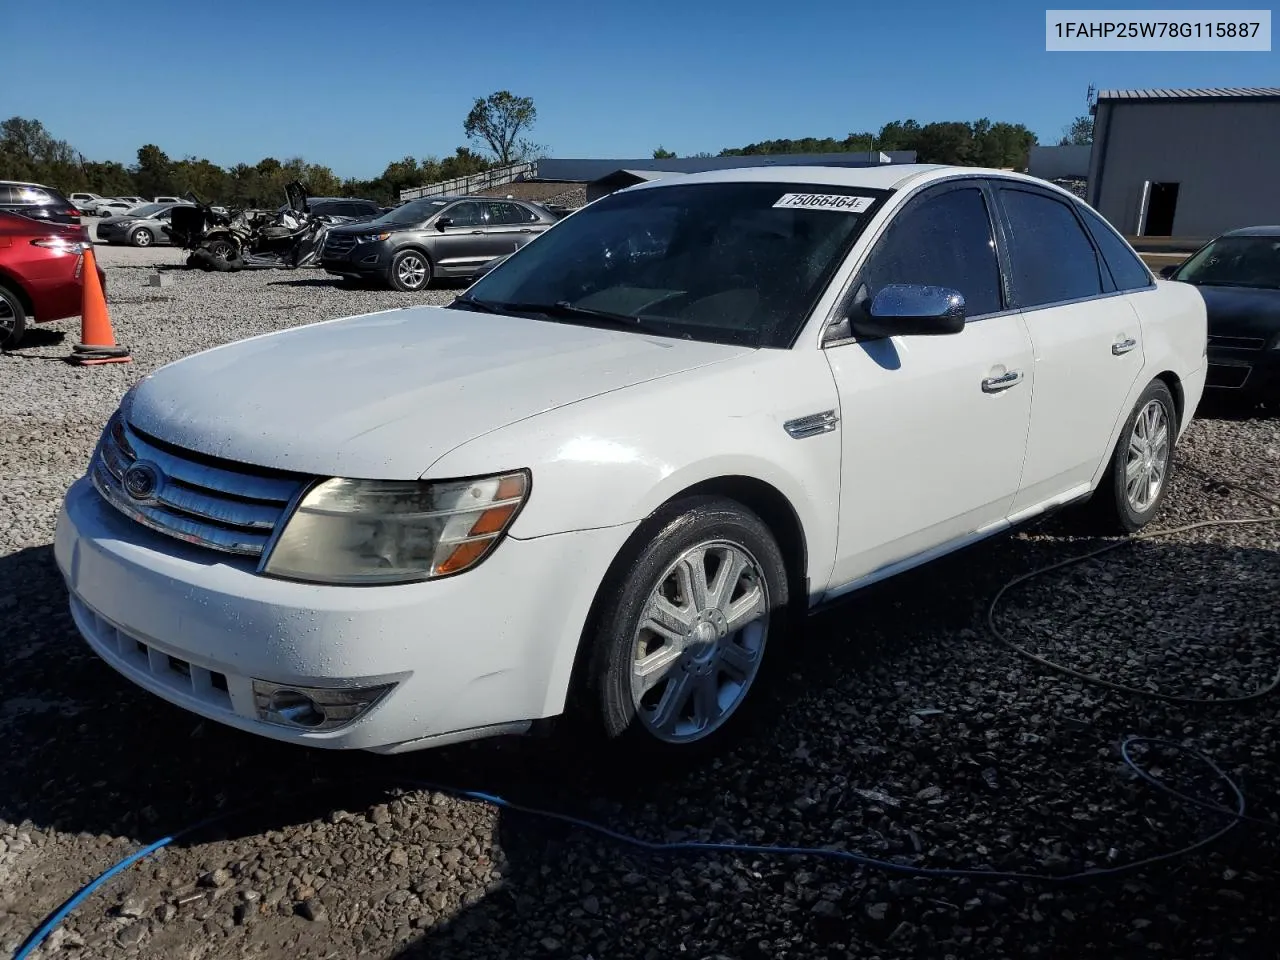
[449,295,504,314]
[452,297,649,328]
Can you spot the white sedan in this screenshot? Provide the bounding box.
[54,164,1207,759]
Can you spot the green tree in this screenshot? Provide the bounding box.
[652,146,676,159]
[1059,115,1094,146]
[133,144,174,198]
[463,91,538,165]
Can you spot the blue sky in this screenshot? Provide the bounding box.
[4,0,1275,178]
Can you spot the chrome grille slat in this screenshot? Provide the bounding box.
[90,413,309,558]
[124,425,300,504]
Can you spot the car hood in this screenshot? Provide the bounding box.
[125,305,754,479]
[1198,284,1280,338]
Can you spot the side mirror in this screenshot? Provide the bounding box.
[435,217,453,231]
[1158,264,1180,279]
[850,283,966,339]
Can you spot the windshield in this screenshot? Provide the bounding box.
[1174,235,1280,289]
[462,181,888,347]
[126,203,166,218]
[370,198,450,226]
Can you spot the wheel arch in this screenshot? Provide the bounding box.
[0,270,35,317]
[1153,370,1185,430]
[559,473,809,720]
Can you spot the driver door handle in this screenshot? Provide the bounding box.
[981,370,1024,393]
[1112,337,1137,355]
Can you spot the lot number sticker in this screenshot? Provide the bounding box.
[773,193,875,213]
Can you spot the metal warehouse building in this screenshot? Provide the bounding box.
[1087,87,1280,240]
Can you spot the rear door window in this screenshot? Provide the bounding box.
[1077,205,1154,291]
[998,187,1106,308]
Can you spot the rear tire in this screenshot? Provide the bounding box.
[1088,379,1178,534]
[578,496,789,767]
[0,284,28,350]
[388,249,431,292]
[130,228,154,248]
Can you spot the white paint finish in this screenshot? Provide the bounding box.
[430,347,845,599]
[55,477,637,748]
[1010,294,1146,513]
[126,305,752,479]
[822,314,1036,590]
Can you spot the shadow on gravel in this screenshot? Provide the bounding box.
[4,504,1280,957]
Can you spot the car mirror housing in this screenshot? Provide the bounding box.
[435,218,453,231]
[1159,264,1180,279]
[848,283,967,339]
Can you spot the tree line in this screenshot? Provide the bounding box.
[654,114,1094,167]
[0,91,543,208]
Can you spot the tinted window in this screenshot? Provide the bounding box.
[857,186,1003,318]
[0,186,14,203]
[442,202,483,227]
[1000,188,1104,307]
[463,181,886,348]
[1077,205,1153,291]
[484,201,528,225]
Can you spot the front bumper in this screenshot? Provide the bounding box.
[320,239,392,276]
[55,476,635,754]
[1206,338,1280,398]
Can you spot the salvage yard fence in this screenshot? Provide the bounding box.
[399,161,539,201]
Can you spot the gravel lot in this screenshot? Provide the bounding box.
[2,241,1279,959]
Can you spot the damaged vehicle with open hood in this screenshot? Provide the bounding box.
[167,182,379,271]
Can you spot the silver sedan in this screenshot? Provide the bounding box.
[95,202,192,247]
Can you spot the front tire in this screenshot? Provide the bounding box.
[130,228,154,248]
[582,496,789,762]
[1092,379,1177,533]
[388,249,431,291]
[204,237,238,261]
[0,284,28,350]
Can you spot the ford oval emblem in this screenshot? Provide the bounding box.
[122,461,163,503]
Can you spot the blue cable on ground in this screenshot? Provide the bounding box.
[7,736,1267,960]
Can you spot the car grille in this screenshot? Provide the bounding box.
[90,413,309,559]
[323,234,357,259]
[1208,334,1267,351]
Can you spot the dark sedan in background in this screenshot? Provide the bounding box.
[320,195,561,291]
[0,180,83,226]
[1162,225,1280,408]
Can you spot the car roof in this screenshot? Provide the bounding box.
[616,163,1083,200]
[1221,224,1280,238]
[0,179,54,189]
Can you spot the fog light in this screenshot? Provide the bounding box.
[252,680,394,731]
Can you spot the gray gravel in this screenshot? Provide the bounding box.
[2,248,1280,959]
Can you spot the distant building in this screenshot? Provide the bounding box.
[1028,145,1091,182]
[537,151,917,185]
[1087,87,1280,239]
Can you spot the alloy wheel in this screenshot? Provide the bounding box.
[397,254,427,289]
[630,540,770,744]
[1125,398,1170,512]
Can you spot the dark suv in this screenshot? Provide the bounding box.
[278,196,382,221]
[320,195,560,291]
[0,180,83,225]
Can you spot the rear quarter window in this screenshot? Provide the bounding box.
[1077,205,1154,291]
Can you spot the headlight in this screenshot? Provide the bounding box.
[356,232,392,243]
[261,470,530,584]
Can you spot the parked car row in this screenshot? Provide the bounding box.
[68,192,183,216]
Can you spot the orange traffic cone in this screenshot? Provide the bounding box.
[68,244,130,365]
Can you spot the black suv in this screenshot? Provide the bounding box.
[277,196,381,221]
[320,195,560,291]
[0,180,82,225]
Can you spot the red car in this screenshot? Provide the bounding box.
[0,211,106,349]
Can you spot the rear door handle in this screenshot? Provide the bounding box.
[1112,337,1137,355]
[981,370,1024,393]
